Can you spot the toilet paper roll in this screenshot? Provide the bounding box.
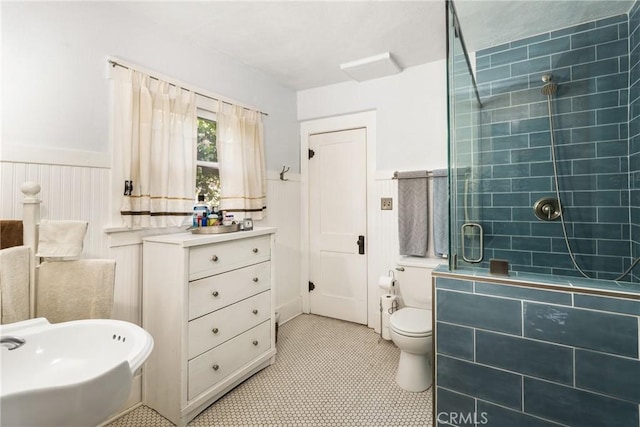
[378,276,396,291]
[380,294,397,340]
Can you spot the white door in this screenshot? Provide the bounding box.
[308,128,367,324]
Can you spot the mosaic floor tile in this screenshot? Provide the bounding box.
[107,314,433,426]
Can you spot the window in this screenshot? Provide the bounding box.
[196,111,220,207]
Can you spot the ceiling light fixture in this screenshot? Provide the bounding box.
[340,52,402,82]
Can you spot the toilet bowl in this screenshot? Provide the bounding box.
[387,256,439,392]
[389,307,433,392]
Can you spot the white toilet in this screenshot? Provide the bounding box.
[389,256,437,392]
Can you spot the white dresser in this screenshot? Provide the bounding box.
[142,227,277,426]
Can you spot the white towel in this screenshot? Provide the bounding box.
[37,220,88,258]
[0,246,30,324]
[36,259,115,323]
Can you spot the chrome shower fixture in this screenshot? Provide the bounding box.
[541,74,558,96]
[534,197,561,221]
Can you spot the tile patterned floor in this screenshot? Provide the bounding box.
[108,314,433,426]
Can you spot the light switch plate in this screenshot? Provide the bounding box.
[381,197,393,210]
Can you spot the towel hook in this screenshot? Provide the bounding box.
[279,165,290,181]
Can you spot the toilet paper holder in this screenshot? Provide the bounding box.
[378,270,399,343]
[378,294,399,343]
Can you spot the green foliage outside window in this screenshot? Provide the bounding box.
[196,117,220,207]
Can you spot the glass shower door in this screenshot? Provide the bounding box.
[447,1,484,270]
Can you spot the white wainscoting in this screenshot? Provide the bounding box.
[261,174,303,324]
[369,172,446,333]
[0,162,303,327]
[1,161,111,258]
[369,175,400,333]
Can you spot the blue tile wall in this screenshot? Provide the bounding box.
[436,388,476,427]
[524,378,639,427]
[475,330,574,385]
[475,401,562,427]
[435,275,640,426]
[438,355,522,410]
[524,302,638,357]
[436,289,522,334]
[631,0,640,282]
[575,350,640,403]
[461,11,637,281]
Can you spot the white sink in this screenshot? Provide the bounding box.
[1,317,154,427]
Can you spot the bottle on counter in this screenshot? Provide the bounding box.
[193,194,209,227]
[222,213,234,226]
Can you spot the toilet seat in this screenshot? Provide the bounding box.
[390,307,432,337]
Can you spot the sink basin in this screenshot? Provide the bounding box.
[1,317,154,427]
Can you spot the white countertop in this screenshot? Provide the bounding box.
[142,226,276,247]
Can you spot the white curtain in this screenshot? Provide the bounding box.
[217,104,267,220]
[114,70,196,228]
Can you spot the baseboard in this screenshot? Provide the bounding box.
[276,296,302,324]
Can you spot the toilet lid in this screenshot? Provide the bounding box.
[390,307,432,336]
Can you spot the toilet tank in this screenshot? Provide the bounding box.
[395,256,442,310]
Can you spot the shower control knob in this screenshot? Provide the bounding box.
[534,197,561,221]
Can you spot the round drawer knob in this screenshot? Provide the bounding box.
[211,255,219,262]
[252,277,259,283]
[212,328,219,334]
[252,309,258,315]
[212,364,219,371]
[212,291,219,297]
[252,340,259,346]
[252,248,259,253]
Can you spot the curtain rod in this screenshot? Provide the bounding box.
[108,59,268,116]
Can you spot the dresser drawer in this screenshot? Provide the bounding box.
[188,320,271,400]
[188,261,270,321]
[189,236,270,280]
[188,290,271,359]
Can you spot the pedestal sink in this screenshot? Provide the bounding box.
[1,317,153,427]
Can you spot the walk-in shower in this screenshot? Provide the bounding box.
[541,72,640,280]
[447,0,640,283]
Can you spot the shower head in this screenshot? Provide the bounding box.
[541,74,558,96]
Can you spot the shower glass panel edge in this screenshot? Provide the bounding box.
[446,0,484,272]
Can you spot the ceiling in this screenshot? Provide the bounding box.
[455,0,634,53]
[116,1,635,91]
